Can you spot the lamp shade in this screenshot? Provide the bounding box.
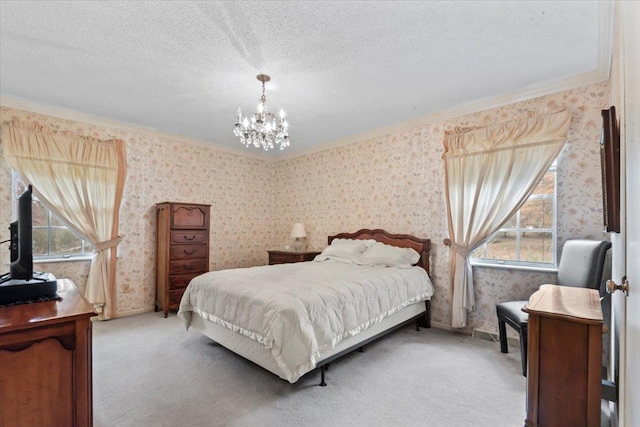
[291,223,306,238]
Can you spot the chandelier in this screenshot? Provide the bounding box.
[234,74,290,151]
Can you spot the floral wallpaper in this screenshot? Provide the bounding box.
[0,80,609,335]
[272,82,610,334]
[0,106,277,315]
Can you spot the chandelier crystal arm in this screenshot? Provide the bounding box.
[233,74,290,151]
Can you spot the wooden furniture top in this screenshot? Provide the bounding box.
[0,279,96,334]
[328,228,431,275]
[523,284,603,324]
[156,202,211,207]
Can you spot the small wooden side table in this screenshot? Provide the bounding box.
[268,250,321,265]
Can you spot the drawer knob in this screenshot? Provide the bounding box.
[184,235,196,240]
[184,249,195,255]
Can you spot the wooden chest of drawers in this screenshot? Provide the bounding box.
[156,202,210,317]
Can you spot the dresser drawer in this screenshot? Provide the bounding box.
[269,252,301,264]
[170,244,208,260]
[169,258,208,275]
[168,272,204,290]
[268,251,321,265]
[170,231,208,245]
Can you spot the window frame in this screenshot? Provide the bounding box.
[11,171,93,263]
[469,162,558,271]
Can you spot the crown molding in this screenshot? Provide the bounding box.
[0,95,273,162]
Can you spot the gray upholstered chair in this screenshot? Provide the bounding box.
[496,239,612,376]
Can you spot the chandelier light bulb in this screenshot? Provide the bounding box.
[233,74,290,151]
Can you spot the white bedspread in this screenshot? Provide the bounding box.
[178,260,434,383]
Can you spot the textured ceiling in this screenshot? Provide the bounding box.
[0,1,608,158]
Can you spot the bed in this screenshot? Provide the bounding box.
[178,229,433,385]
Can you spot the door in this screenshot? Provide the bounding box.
[613,4,640,425]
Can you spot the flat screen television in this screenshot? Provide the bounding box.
[0,185,57,304]
[9,184,34,280]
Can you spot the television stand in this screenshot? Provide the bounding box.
[0,272,58,305]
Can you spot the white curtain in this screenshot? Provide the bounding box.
[1,119,127,319]
[443,110,571,328]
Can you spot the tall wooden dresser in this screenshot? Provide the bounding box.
[523,284,603,427]
[156,202,211,317]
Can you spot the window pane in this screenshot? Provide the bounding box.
[520,198,554,229]
[12,171,93,258]
[470,166,556,266]
[536,172,556,195]
[32,228,49,256]
[31,200,49,227]
[51,228,84,255]
[519,232,553,263]
[51,215,66,227]
[503,213,518,228]
[485,232,518,261]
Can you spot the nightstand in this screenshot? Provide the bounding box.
[268,250,321,265]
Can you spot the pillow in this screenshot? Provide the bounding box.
[314,239,372,263]
[355,241,420,268]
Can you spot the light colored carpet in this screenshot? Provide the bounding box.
[93,313,527,427]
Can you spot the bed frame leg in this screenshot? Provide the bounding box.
[417,300,431,329]
[420,300,431,329]
[416,319,420,331]
[319,365,327,387]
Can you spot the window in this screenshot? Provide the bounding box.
[471,164,557,267]
[12,172,93,261]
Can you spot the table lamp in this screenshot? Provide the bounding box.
[291,223,306,252]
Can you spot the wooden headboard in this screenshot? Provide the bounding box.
[328,229,431,275]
